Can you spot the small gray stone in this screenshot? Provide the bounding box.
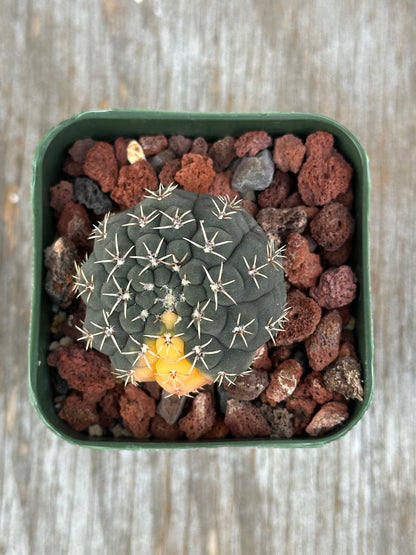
[231,149,274,193]
[240,190,257,202]
[156,390,187,424]
[149,148,176,173]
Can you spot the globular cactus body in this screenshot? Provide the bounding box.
[75,185,287,396]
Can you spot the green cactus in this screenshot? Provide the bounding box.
[74,185,287,396]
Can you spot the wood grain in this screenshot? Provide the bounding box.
[1,0,415,553]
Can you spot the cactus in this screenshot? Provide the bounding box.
[74,185,287,396]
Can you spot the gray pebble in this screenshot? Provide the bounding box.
[149,148,176,173]
[157,390,188,424]
[231,149,274,193]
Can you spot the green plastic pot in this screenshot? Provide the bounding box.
[29,110,374,449]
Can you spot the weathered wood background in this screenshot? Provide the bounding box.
[1,1,415,554]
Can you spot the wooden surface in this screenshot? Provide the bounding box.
[1,1,415,554]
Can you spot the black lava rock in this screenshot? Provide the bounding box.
[74,177,114,215]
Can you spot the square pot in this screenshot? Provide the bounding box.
[29,110,374,448]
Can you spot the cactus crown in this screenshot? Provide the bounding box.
[74,185,287,396]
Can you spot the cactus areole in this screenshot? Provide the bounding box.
[74,185,287,396]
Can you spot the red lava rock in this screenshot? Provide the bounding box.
[271,345,293,364]
[280,191,303,208]
[285,397,317,435]
[56,201,92,249]
[150,415,184,440]
[305,401,349,436]
[98,385,123,426]
[257,170,293,208]
[321,240,352,267]
[44,236,77,308]
[240,199,259,218]
[291,378,309,398]
[275,289,322,346]
[68,138,96,164]
[305,310,343,371]
[251,344,273,372]
[223,368,269,401]
[174,153,216,193]
[298,154,352,207]
[284,232,323,290]
[207,171,240,199]
[119,384,156,439]
[334,186,354,210]
[80,386,104,406]
[58,392,99,431]
[302,205,320,221]
[265,359,303,404]
[168,135,193,157]
[63,140,97,176]
[208,136,236,172]
[310,202,355,251]
[159,158,182,186]
[235,131,272,157]
[336,304,352,327]
[111,160,158,207]
[305,131,334,159]
[338,341,357,360]
[310,265,357,309]
[178,391,216,440]
[47,343,116,393]
[50,180,76,214]
[298,371,333,404]
[201,416,230,439]
[83,141,118,193]
[76,388,106,408]
[114,137,130,167]
[298,132,353,206]
[139,135,168,157]
[141,381,162,401]
[273,134,306,173]
[62,157,84,176]
[224,399,271,438]
[323,356,364,400]
[191,137,209,156]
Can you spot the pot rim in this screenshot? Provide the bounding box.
[29,110,374,449]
